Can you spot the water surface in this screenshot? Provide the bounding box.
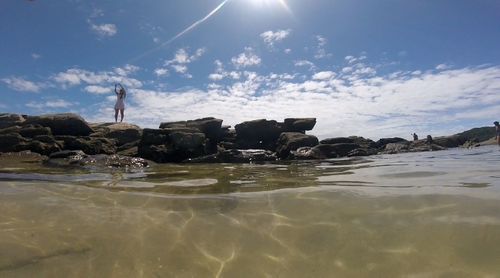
[1,146,500,277]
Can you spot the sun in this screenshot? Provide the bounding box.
[247,0,292,13]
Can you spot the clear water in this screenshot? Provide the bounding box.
[1,146,500,277]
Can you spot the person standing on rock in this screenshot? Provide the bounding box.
[494,121,500,146]
[114,83,126,123]
[412,133,418,141]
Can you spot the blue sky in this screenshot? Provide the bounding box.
[1,0,499,139]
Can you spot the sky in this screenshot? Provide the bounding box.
[1,0,500,140]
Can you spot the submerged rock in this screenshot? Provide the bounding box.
[186,149,277,163]
[47,153,149,168]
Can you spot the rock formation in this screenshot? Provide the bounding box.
[0,112,495,164]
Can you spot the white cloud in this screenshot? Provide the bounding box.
[90,23,117,37]
[231,47,262,68]
[1,77,42,92]
[27,99,75,109]
[284,48,292,54]
[53,67,142,89]
[294,60,316,71]
[114,64,139,76]
[436,63,451,70]
[164,48,206,78]
[87,65,500,140]
[260,29,291,47]
[313,71,336,80]
[31,53,41,60]
[154,68,169,77]
[84,85,110,94]
[314,35,332,59]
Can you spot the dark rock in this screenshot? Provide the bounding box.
[33,135,58,144]
[187,149,277,163]
[283,118,316,132]
[138,128,206,163]
[0,113,25,129]
[290,146,328,160]
[456,126,496,143]
[234,119,283,150]
[160,117,224,141]
[23,113,93,136]
[0,126,22,135]
[55,136,116,155]
[432,136,462,148]
[375,137,407,149]
[138,144,175,163]
[19,125,52,138]
[320,137,355,144]
[117,146,138,157]
[276,132,319,159]
[0,133,28,152]
[26,140,61,156]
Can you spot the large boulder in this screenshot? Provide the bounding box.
[23,113,93,136]
[375,137,407,149]
[234,119,283,150]
[91,122,142,146]
[456,126,496,143]
[19,125,52,138]
[283,118,316,132]
[0,113,25,129]
[432,136,462,148]
[160,117,224,141]
[276,132,319,159]
[291,143,361,159]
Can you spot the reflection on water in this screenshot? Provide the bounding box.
[1,146,500,277]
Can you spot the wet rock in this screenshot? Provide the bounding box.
[23,113,93,136]
[138,128,206,163]
[26,140,61,156]
[49,150,87,159]
[186,149,277,163]
[381,142,410,154]
[0,151,47,163]
[48,153,149,168]
[283,118,316,132]
[0,113,25,129]
[276,132,319,159]
[0,126,22,135]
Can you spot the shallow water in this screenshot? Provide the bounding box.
[1,146,500,277]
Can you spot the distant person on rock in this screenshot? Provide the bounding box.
[114,83,126,123]
[412,133,418,141]
[495,121,500,146]
[426,135,433,145]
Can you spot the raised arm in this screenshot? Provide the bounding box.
[114,84,119,94]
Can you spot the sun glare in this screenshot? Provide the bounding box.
[247,0,292,13]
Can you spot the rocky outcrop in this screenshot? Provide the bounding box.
[23,113,93,136]
[47,152,149,168]
[0,112,494,163]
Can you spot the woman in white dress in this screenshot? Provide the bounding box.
[114,83,126,122]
